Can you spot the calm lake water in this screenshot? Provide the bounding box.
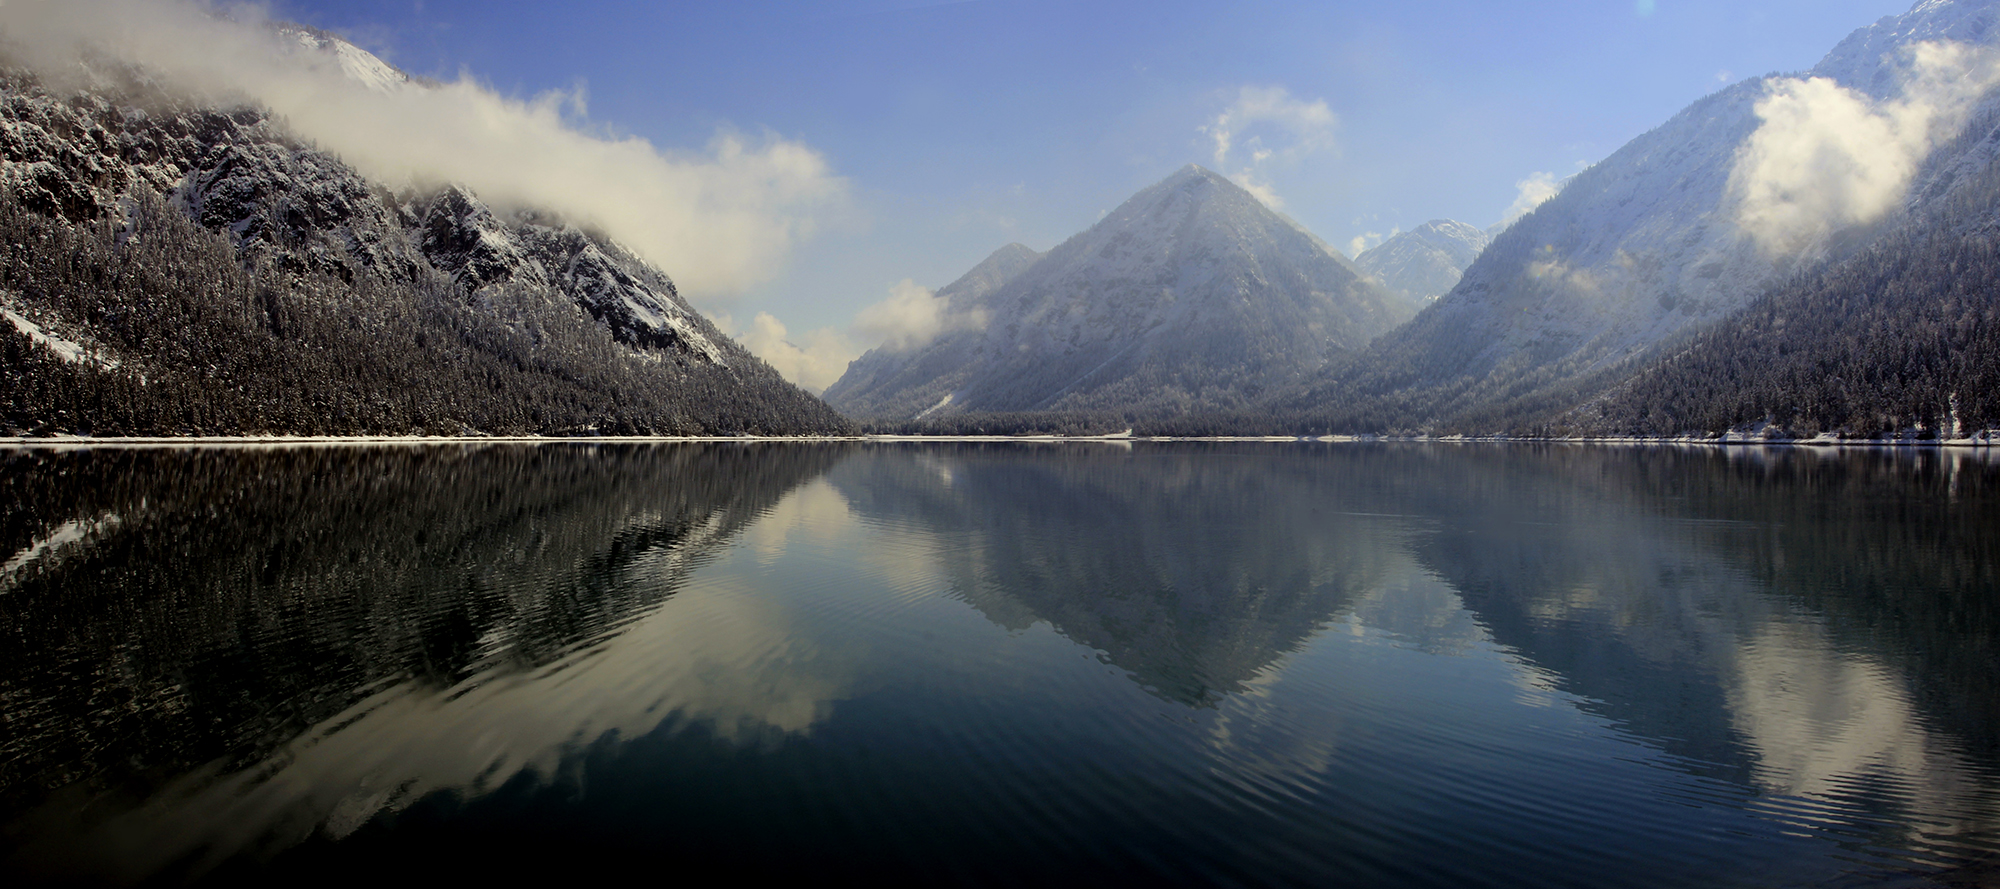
[2,441,1997,886]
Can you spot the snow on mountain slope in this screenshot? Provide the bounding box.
[821,242,1043,414]
[98,27,734,366]
[825,164,1416,419]
[0,31,848,434]
[1306,0,2000,422]
[1814,0,2000,96]
[278,26,412,94]
[411,186,726,362]
[1354,220,1489,303]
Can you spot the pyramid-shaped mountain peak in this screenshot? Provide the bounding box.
[822,165,1420,420]
[1142,163,1246,201]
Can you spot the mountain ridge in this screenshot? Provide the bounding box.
[0,31,850,436]
[1270,0,2000,431]
[824,164,1417,420]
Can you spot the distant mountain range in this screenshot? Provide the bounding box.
[6,1,2000,440]
[0,26,848,436]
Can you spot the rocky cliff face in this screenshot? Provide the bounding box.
[0,32,846,435]
[824,165,1416,420]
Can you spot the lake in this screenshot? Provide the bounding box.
[2,441,1997,886]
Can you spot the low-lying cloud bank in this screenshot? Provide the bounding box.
[1731,40,2000,255]
[0,0,847,298]
[730,312,856,395]
[853,278,987,352]
[729,276,992,394]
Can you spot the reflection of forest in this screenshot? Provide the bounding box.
[1391,445,2000,861]
[0,443,851,819]
[828,442,1416,705]
[4,441,1996,881]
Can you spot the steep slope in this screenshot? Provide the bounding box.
[820,242,1042,418]
[825,165,1416,420]
[1354,220,1489,303]
[1569,121,2000,439]
[1282,0,2000,429]
[0,33,848,436]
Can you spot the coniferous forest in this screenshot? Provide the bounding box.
[0,60,851,438]
[0,187,848,437]
[1566,165,2000,440]
[5,16,2000,442]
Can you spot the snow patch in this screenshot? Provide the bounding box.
[282,27,409,94]
[0,512,120,592]
[2,305,114,368]
[913,392,955,421]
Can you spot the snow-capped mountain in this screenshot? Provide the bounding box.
[276,25,414,94]
[1354,220,1489,303]
[0,27,847,435]
[1296,0,2000,425]
[824,164,1418,420]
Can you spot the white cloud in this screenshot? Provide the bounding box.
[1497,171,1562,229]
[1199,85,1337,210]
[1731,40,2000,255]
[852,278,966,352]
[1527,252,1600,297]
[735,273,998,390]
[1231,171,1287,210]
[0,0,848,299]
[1346,228,1400,259]
[732,312,857,395]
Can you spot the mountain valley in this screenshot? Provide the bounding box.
[4,1,2000,441]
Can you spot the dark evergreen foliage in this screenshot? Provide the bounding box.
[0,59,852,437]
[1566,161,2000,439]
[0,187,850,436]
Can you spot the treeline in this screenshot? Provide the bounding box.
[0,187,851,437]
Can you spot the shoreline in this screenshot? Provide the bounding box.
[1,432,1995,448]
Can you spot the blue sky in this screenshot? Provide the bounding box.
[274,0,1912,387]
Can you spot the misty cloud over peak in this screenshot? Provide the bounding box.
[0,0,848,299]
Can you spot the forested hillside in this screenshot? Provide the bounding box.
[0,50,850,437]
[1569,159,2000,440]
[0,189,844,436]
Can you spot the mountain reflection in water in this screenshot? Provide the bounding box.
[0,442,852,882]
[1,441,1996,887]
